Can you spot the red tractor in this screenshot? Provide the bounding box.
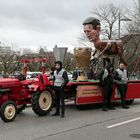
[0,58,53,122]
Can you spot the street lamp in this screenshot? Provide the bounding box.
[118,12,132,39]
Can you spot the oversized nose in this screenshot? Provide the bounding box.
[84,31,90,38]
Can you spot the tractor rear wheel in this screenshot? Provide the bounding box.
[0,100,17,122]
[32,90,52,116]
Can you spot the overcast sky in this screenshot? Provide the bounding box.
[0,0,137,52]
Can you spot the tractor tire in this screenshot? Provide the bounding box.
[125,99,134,105]
[17,104,26,114]
[0,100,17,122]
[32,90,53,116]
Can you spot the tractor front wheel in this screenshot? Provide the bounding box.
[32,90,53,116]
[0,100,17,122]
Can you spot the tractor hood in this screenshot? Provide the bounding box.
[0,78,21,88]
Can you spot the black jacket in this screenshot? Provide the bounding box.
[61,71,69,88]
[113,71,121,81]
[113,68,129,83]
[98,69,114,86]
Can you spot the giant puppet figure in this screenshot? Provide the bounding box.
[83,17,125,66]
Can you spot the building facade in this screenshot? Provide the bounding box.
[0,45,11,55]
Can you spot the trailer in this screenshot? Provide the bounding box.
[63,80,140,109]
[52,47,140,109]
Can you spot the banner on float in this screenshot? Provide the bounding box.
[77,85,102,98]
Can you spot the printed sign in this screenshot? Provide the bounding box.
[77,85,102,97]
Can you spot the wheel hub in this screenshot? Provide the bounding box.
[4,105,16,120]
[39,91,52,111]
[43,98,47,103]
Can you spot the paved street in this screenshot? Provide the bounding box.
[1,100,140,140]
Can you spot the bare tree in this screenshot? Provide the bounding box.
[124,3,140,74]
[22,48,34,56]
[126,2,140,34]
[37,46,49,54]
[91,3,122,39]
[0,54,21,76]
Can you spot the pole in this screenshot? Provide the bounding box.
[118,12,131,39]
[118,12,121,39]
